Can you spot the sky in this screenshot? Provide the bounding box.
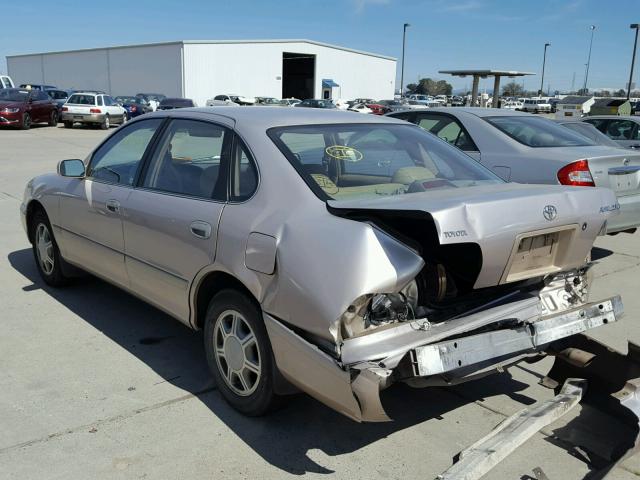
[1,0,638,94]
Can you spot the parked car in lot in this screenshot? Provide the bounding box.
[365,103,389,115]
[402,100,430,110]
[280,98,301,107]
[135,93,166,111]
[19,84,57,91]
[255,97,283,106]
[115,96,152,119]
[46,89,70,117]
[61,92,127,129]
[1,75,15,89]
[554,119,621,148]
[520,98,552,113]
[388,108,640,233]
[502,100,523,111]
[207,94,255,106]
[21,107,623,421]
[581,116,640,150]
[157,98,196,110]
[0,88,58,129]
[348,103,373,114]
[295,99,336,109]
[377,99,406,112]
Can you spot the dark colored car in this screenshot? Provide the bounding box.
[46,89,70,118]
[294,99,336,109]
[19,84,57,91]
[115,96,152,118]
[0,88,58,129]
[157,98,196,110]
[136,93,167,104]
[632,101,640,116]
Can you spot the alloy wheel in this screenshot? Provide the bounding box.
[35,223,54,275]
[213,309,262,396]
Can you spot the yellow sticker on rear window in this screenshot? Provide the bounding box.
[325,145,363,162]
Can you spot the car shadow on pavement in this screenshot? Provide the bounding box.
[8,247,578,476]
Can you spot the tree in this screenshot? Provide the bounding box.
[502,81,524,97]
[406,78,453,95]
[615,89,626,97]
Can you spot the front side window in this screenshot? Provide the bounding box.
[142,119,228,200]
[415,114,478,151]
[87,119,162,185]
[269,123,502,202]
[103,96,114,106]
[486,116,596,147]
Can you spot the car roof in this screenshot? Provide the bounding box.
[583,115,639,120]
[70,92,98,96]
[425,107,531,118]
[144,106,409,128]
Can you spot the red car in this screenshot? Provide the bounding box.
[366,103,390,115]
[0,88,58,129]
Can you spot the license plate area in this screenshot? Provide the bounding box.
[500,225,578,283]
[609,166,640,194]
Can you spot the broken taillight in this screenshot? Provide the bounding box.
[557,160,595,187]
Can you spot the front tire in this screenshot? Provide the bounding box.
[204,290,281,416]
[21,113,31,130]
[31,210,69,287]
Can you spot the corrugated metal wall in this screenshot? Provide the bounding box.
[7,43,183,97]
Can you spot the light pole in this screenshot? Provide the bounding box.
[400,23,410,98]
[627,24,639,99]
[583,25,596,92]
[539,43,550,97]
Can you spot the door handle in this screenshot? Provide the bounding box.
[190,221,212,239]
[105,199,120,213]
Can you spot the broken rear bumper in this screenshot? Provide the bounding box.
[264,294,623,423]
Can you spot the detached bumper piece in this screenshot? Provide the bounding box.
[413,297,622,379]
[436,378,587,480]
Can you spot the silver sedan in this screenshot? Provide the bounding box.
[580,115,640,150]
[388,107,640,234]
[21,107,622,422]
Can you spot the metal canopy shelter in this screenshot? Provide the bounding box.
[438,69,535,107]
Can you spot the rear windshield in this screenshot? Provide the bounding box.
[486,116,596,147]
[67,94,96,105]
[269,123,502,202]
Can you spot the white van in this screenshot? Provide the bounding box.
[0,75,14,89]
[521,98,552,113]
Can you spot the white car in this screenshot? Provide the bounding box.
[207,94,255,106]
[333,98,350,110]
[402,100,430,110]
[407,94,432,104]
[348,103,373,114]
[60,92,127,129]
[502,100,523,110]
[521,98,552,113]
[279,98,301,107]
[0,74,14,89]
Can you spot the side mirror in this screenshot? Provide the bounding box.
[58,159,85,177]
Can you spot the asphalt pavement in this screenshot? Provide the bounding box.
[1,124,639,479]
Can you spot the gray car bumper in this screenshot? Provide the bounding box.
[61,112,105,123]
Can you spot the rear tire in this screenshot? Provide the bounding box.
[101,115,110,130]
[31,210,70,287]
[204,289,281,416]
[48,111,58,127]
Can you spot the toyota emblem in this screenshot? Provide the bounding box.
[543,205,557,221]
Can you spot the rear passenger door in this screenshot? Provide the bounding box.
[123,118,231,322]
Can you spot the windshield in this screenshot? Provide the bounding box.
[486,116,596,147]
[269,123,502,202]
[0,89,29,102]
[67,94,96,105]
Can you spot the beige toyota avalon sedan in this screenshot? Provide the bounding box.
[21,106,622,422]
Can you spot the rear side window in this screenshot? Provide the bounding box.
[142,119,229,200]
[486,116,595,147]
[231,140,258,201]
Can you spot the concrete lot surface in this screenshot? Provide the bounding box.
[1,124,640,479]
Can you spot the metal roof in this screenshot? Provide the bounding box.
[591,98,630,107]
[6,39,396,62]
[557,96,593,105]
[438,69,535,77]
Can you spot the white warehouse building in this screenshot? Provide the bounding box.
[6,39,396,106]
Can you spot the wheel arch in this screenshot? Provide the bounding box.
[192,270,260,330]
[25,199,46,244]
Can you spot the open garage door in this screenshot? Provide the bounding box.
[282,52,315,100]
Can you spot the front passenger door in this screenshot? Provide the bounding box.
[58,119,163,288]
[123,119,231,322]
